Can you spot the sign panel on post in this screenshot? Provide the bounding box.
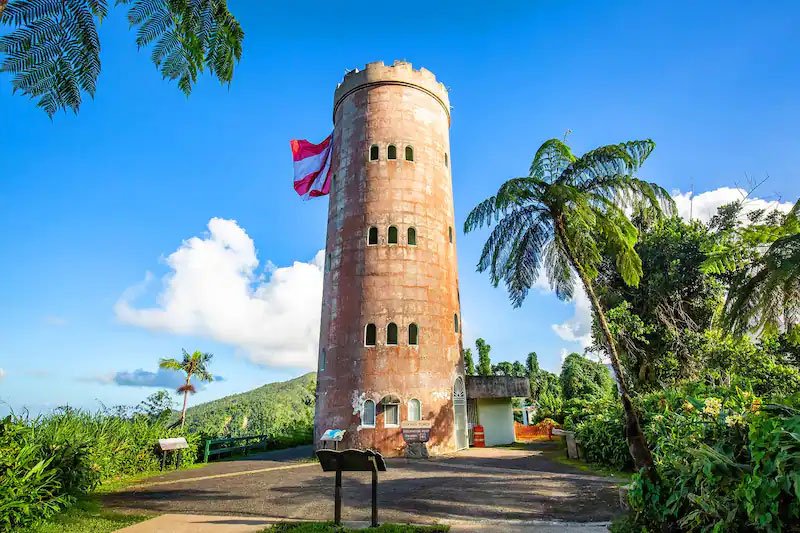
[401,420,432,443]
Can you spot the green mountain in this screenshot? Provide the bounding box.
[184,372,316,446]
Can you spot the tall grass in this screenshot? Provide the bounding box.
[0,408,198,530]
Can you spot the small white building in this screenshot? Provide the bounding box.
[466,376,530,447]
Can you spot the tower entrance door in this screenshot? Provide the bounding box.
[453,376,468,450]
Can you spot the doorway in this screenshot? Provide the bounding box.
[453,376,468,450]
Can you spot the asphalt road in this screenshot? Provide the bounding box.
[104,442,622,526]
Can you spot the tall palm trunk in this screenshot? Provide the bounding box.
[555,219,655,479]
[180,378,190,428]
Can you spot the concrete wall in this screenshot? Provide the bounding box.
[477,398,515,447]
[315,61,465,457]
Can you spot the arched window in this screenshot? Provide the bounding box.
[407,227,416,246]
[387,226,398,244]
[387,322,398,345]
[368,226,378,245]
[408,323,419,345]
[365,324,377,346]
[370,144,379,161]
[408,399,421,421]
[387,144,397,160]
[319,348,326,371]
[449,226,453,243]
[454,313,459,333]
[326,253,331,272]
[444,152,449,167]
[405,146,414,161]
[362,399,376,427]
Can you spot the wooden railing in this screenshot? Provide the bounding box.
[202,434,272,463]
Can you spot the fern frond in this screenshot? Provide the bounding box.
[1,0,104,117]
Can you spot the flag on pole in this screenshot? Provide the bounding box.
[290,133,333,199]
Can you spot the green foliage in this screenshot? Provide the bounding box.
[118,0,244,95]
[491,360,526,377]
[464,137,673,308]
[24,497,148,533]
[594,216,723,390]
[701,329,800,397]
[560,352,615,402]
[535,370,563,422]
[624,384,800,531]
[184,372,315,446]
[573,402,632,471]
[462,348,475,376]
[0,416,70,530]
[475,338,492,376]
[525,352,540,397]
[0,405,196,530]
[0,0,106,116]
[0,0,243,116]
[705,199,800,339]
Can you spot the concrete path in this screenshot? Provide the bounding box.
[105,443,621,530]
[118,513,610,532]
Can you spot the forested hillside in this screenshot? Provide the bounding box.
[183,372,316,445]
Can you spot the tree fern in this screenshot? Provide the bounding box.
[464,137,674,475]
[119,0,243,96]
[0,0,105,116]
[0,0,243,116]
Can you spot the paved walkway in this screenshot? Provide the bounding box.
[105,442,622,530]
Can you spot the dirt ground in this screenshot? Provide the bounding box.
[103,442,623,527]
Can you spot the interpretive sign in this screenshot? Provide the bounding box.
[316,449,386,527]
[157,437,188,470]
[401,420,432,443]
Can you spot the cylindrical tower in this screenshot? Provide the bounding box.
[315,60,466,457]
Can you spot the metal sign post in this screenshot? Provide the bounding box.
[316,448,387,527]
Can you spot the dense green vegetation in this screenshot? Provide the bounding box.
[184,372,315,447]
[2,372,316,530]
[466,135,800,530]
[0,405,196,530]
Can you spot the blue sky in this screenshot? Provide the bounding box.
[2,0,798,414]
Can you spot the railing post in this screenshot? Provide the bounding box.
[203,439,211,463]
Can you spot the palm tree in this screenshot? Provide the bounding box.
[705,199,800,338]
[159,349,214,428]
[464,138,673,476]
[0,0,244,117]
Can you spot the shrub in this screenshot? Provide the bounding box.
[574,406,632,471]
[625,385,800,531]
[0,408,198,529]
[0,416,71,530]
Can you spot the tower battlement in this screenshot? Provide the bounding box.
[333,60,450,123]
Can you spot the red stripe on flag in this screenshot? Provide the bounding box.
[293,170,322,196]
[289,135,332,162]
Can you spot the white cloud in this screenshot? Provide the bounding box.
[547,187,793,352]
[551,288,593,348]
[672,187,792,223]
[0,368,5,381]
[115,218,324,369]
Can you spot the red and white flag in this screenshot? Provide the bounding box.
[290,133,333,199]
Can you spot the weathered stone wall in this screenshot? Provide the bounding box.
[315,61,465,456]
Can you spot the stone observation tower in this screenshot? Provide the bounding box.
[314,61,468,456]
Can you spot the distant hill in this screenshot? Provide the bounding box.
[184,372,316,445]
